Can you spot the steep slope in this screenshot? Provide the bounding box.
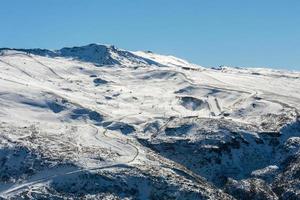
[0,44,299,199]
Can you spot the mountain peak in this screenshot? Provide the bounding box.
[58,43,118,66]
[0,43,201,68]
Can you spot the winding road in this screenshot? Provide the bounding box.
[0,124,140,198]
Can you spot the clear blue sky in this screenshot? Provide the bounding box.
[1,0,300,70]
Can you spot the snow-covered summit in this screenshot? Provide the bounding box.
[58,43,162,66]
[0,43,202,68]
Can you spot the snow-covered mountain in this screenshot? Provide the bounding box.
[0,44,299,200]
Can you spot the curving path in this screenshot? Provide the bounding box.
[0,124,140,198]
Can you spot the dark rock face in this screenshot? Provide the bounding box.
[142,117,300,200]
[70,108,103,122]
[272,156,300,199]
[180,96,209,111]
[46,101,65,113]
[225,178,278,200]
[0,146,44,183]
[93,78,108,86]
[106,121,136,135]
[59,44,118,66]
[165,124,194,136]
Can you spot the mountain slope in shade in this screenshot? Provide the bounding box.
[0,44,299,200]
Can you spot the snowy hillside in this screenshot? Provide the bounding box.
[0,44,299,199]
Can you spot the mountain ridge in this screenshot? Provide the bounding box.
[1,43,298,74]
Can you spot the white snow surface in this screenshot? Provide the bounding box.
[0,44,299,199]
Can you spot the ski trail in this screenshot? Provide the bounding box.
[25,54,64,80]
[0,58,34,79]
[0,76,28,86]
[215,98,222,113]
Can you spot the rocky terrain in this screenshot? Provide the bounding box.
[0,44,299,199]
